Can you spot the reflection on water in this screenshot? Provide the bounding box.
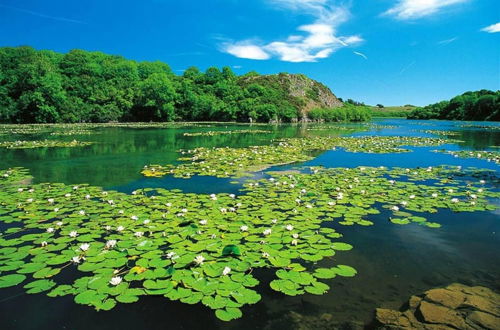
[0,119,499,329]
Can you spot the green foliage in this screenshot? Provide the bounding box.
[407,90,500,121]
[0,46,356,124]
[308,105,371,122]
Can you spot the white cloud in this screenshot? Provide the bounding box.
[221,1,361,62]
[481,22,500,33]
[224,44,271,60]
[383,0,469,20]
[353,51,368,60]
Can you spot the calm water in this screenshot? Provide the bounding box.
[0,119,499,329]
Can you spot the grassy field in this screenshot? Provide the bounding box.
[369,106,416,118]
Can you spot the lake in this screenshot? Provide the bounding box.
[0,119,499,329]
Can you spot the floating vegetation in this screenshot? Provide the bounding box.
[50,130,95,136]
[459,124,500,130]
[183,130,272,137]
[0,140,93,149]
[0,165,497,320]
[417,130,461,136]
[142,136,453,178]
[433,149,500,164]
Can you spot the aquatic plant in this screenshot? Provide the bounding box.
[183,130,272,137]
[0,140,93,149]
[433,149,500,165]
[142,136,454,179]
[0,165,497,321]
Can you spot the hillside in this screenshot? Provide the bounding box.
[407,90,499,121]
[0,46,345,124]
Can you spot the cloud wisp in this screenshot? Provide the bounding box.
[437,37,458,45]
[383,0,469,20]
[353,51,368,60]
[0,4,86,24]
[481,22,500,33]
[221,1,362,62]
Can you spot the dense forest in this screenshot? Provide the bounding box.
[0,46,359,124]
[407,90,500,121]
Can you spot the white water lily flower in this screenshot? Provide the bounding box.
[165,202,172,207]
[194,255,205,265]
[181,208,188,213]
[222,266,231,276]
[271,219,278,224]
[84,194,90,199]
[28,189,34,193]
[220,208,227,213]
[210,234,217,239]
[305,204,313,209]
[65,193,71,197]
[236,203,242,207]
[116,226,124,232]
[328,201,336,206]
[285,224,294,231]
[240,225,248,232]
[448,189,454,193]
[210,194,217,200]
[262,252,270,258]
[479,180,485,184]
[391,206,400,212]
[47,198,54,204]
[166,252,177,259]
[79,243,90,251]
[105,240,117,249]
[73,186,79,190]
[107,200,114,205]
[105,225,112,231]
[134,232,144,238]
[300,189,307,194]
[26,198,33,203]
[389,180,395,184]
[409,195,415,199]
[18,188,23,192]
[56,221,63,226]
[478,188,483,193]
[78,210,85,216]
[470,201,476,205]
[269,178,275,182]
[143,219,151,225]
[432,193,438,198]
[400,201,408,207]
[41,241,48,247]
[229,207,236,212]
[291,239,298,246]
[132,191,137,195]
[290,184,295,188]
[46,227,55,233]
[295,199,301,204]
[131,215,138,220]
[470,194,477,199]
[69,231,78,238]
[292,233,299,239]
[109,276,122,286]
[72,256,82,264]
[263,229,272,236]
[451,198,459,203]
[229,194,236,199]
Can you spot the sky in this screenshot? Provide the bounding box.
[0,0,498,106]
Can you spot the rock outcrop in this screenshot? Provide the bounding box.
[373,283,500,329]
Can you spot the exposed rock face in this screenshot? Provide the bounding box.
[240,73,343,118]
[374,283,500,329]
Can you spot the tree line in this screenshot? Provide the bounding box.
[0,46,355,124]
[407,90,499,121]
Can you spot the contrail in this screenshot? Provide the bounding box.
[353,51,368,60]
[0,4,86,24]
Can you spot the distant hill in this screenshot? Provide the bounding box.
[407,90,499,121]
[0,46,346,123]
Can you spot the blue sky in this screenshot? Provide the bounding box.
[0,0,498,106]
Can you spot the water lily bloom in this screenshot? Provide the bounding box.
[72,256,82,264]
[300,189,307,194]
[118,210,124,214]
[194,255,205,265]
[109,276,122,286]
[132,191,137,195]
[220,208,227,213]
[54,208,60,212]
[292,233,299,239]
[105,225,112,230]
[105,240,117,249]
[240,225,248,232]
[26,198,33,203]
[47,198,54,204]
[480,180,485,184]
[17,188,23,192]
[409,195,415,199]
[108,200,114,205]
[56,221,63,227]
[391,206,400,211]
[448,189,454,193]
[69,231,78,238]
[143,219,151,225]
[79,243,90,251]
[291,239,298,246]
[263,229,272,236]
[328,201,336,206]
[262,252,270,258]
[222,266,231,276]
[134,232,144,238]
[46,227,55,233]
[470,201,476,205]
[117,226,124,232]
[131,215,138,220]
[400,201,408,207]
[65,193,71,197]
[295,199,301,203]
[305,204,313,208]
[285,224,294,231]
[78,210,85,215]
[470,194,477,199]
[210,234,217,239]
[432,193,438,198]
[166,203,172,207]
[84,195,90,199]
[181,208,188,213]
[41,241,48,247]
[478,188,484,193]
[389,180,395,184]
[451,198,459,203]
[210,194,217,200]
[166,252,177,259]
[229,194,235,199]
